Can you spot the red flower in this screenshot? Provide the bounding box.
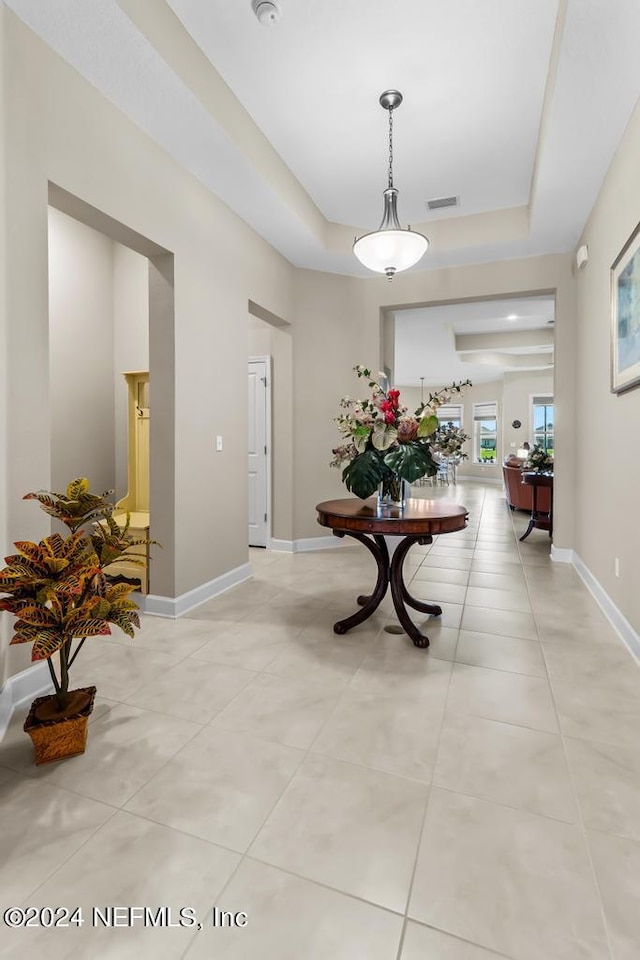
[384,411,395,424]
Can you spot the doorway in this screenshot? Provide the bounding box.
[47,183,176,602]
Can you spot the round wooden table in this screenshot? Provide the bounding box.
[316,497,469,648]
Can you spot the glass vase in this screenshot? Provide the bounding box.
[377,472,406,510]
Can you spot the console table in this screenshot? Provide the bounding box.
[316,498,468,649]
[519,472,553,542]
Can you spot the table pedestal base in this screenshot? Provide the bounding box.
[332,531,441,648]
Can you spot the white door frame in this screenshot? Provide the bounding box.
[249,355,272,548]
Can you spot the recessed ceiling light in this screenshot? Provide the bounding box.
[506,314,518,321]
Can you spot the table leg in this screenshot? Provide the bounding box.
[402,582,442,617]
[520,481,538,542]
[519,518,536,542]
[356,535,389,606]
[399,536,441,616]
[332,531,389,634]
[389,536,435,648]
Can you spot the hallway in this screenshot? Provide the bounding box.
[0,481,638,959]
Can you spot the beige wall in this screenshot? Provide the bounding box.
[291,269,367,539]
[574,96,640,632]
[292,256,576,542]
[0,9,294,682]
[48,208,116,494]
[0,6,8,678]
[399,369,555,479]
[114,245,149,502]
[397,381,503,482]
[502,369,554,454]
[1,8,595,688]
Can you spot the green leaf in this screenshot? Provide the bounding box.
[353,426,371,454]
[384,443,437,483]
[417,415,439,438]
[371,422,398,451]
[342,450,384,499]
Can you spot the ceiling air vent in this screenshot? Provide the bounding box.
[426,195,459,211]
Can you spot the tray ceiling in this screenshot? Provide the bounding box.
[5,0,640,275]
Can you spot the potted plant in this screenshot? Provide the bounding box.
[331,365,471,503]
[522,444,554,474]
[0,478,148,765]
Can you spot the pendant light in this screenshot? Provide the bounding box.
[353,90,429,281]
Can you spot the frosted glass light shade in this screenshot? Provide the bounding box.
[353,228,429,278]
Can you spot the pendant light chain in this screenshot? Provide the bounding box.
[352,89,429,279]
[388,107,394,189]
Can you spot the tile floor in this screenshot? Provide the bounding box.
[1,481,639,959]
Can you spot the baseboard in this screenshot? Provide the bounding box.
[572,553,640,664]
[269,539,294,552]
[550,546,574,563]
[296,536,345,552]
[144,562,252,618]
[0,662,54,741]
[270,536,344,553]
[456,475,503,485]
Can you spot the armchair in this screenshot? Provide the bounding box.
[503,458,551,513]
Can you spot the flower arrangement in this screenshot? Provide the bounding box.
[523,444,553,473]
[433,421,470,460]
[331,366,471,499]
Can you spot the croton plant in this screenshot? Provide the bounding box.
[0,479,147,712]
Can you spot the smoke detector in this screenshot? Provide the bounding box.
[252,0,281,26]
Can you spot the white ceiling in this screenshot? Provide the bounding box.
[167,0,557,226]
[394,297,555,386]
[5,0,640,275]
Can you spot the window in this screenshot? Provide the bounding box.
[473,401,498,463]
[532,395,554,455]
[436,403,463,429]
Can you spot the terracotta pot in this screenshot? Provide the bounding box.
[24,686,97,765]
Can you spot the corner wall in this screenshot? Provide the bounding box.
[0,10,294,681]
[48,208,116,494]
[0,4,9,687]
[114,245,149,502]
[292,255,576,544]
[574,96,640,633]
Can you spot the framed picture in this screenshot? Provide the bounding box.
[611,220,640,394]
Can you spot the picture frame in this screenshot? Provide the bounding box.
[611,219,640,394]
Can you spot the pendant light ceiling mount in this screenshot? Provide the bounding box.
[378,89,403,111]
[353,90,429,281]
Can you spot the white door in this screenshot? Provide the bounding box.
[248,359,269,547]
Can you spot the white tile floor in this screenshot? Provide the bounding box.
[1,481,639,959]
